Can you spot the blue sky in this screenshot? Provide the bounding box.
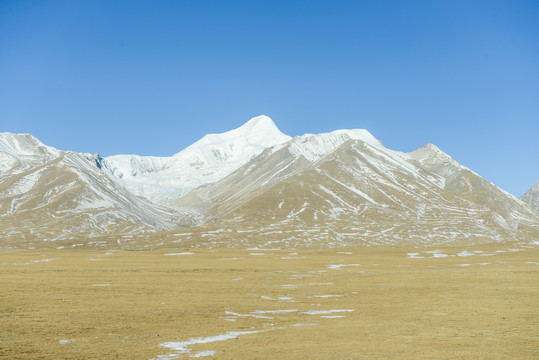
[1,0,538,196]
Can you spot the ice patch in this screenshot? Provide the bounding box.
[432,253,449,258]
[6,258,60,266]
[59,339,71,344]
[153,329,272,359]
[164,252,194,256]
[320,315,347,318]
[191,350,216,357]
[407,251,449,259]
[253,310,298,314]
[326,264,361,270]
[301,309,354,315]
[225,311,273,319]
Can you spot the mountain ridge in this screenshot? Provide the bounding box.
[520,182,539,211]
[1,115,538,248]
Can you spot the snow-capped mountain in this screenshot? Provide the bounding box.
[0,133,199,245]
[521,182,539,211]
[175,131,539,247]
[0,132,60,177]
[1,115,538,248]
[103,115,291,205]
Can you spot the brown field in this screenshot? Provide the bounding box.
[1,244,538,359]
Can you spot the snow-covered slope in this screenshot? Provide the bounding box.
[521,182,539,211]
[0,133,199,245]
[289,129,383,161]
[104,115,291,205]
[176,133,539,247]
[2,116,538,249]
[0,132,60,178]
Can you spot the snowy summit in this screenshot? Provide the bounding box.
[103,115,291,204]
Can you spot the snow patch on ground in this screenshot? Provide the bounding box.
[326,264,361,270]
[301,309,354,315]
[225,311,273,319]
[152,329,273,360]
[2,258,60,266]
[253,310,298,314]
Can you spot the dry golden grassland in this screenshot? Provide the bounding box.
[1,244,538,359]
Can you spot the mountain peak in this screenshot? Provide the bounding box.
[0,132,59,157]
[520,182,539,211]
[239,115,277,131]
[186,115,291,151]
[228,115,286,141]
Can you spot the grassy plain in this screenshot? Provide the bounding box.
[1,244,538,359]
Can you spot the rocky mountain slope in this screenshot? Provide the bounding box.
[1,116,538,248]
[175,132,538,247]
[520,182,539,211]
[0,134,198,246]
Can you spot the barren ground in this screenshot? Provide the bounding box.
[1,244,537,359]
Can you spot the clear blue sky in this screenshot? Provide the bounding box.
[1,0,538,196]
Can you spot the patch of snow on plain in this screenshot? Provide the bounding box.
[191,350,217,357]
[301,309,354,315]
[432,253,449,258]
[7,258,60,266]
[154,329,272,359]
[225,311,273,319]
[164,252,194,256]
[253,310,298,314]
[326,264,361,270]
